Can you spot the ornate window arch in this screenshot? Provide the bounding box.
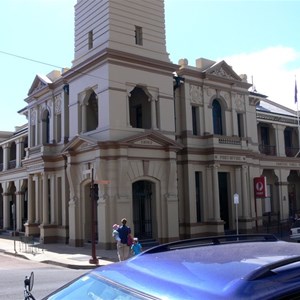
[41,107,51,144]
[80,88,98,133]
[212,99,223,135]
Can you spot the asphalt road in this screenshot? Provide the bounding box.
[0,252,87,299]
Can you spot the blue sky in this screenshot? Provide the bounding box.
[1,0,300,131]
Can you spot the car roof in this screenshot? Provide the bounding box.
[93,235,300,299]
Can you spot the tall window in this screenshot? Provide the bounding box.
[42,110,50,144]
[88,30,94,49]
[9,142,16,169]
[237,113,244,137]
[261,126,269,145]
[135,26,143,45]
[192,106,200,135]
[86,91,98,132]
[31,124,36,146]
[212,100,223,135]
[129,87,151,129]
[195,172,202,222]
[284,128,292,148]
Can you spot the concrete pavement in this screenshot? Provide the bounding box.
[0,232,293,270]
[0,236,118,269]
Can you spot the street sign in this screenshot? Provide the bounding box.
[254,177,267,198]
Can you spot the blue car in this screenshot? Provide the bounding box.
[42,234,300,299]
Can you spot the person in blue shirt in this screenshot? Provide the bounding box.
[131,237,142,255]
[117,218,131,261]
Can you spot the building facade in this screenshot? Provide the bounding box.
[0,0,300,248]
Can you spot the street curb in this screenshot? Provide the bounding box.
[41,260,98,270]
[3,250,30,260]
[2,250,116,270]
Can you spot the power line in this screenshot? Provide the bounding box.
[0,49,176,98]
[0,50,62,70]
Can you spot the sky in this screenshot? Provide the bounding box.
[1,0,300,131]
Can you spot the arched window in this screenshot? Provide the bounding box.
[129,87,151,129]
[86,91,98,132]
[42,110,50,144]
[212,100,223,135]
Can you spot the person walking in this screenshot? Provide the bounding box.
[117,218,131,261]
[131,237,142,256]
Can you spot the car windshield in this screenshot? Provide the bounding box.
[46,272,155,300]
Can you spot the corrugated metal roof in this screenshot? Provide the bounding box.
[256,99,296,117]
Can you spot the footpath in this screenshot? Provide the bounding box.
[0,232,293,270]
[0,236,118,269]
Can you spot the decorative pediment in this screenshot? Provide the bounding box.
[62,135,98,153]
[120,131,183,151]
[205,60,242,81]
[62,132,183,155]
[28,74,52,96]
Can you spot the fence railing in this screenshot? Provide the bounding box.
[18,236,44,254]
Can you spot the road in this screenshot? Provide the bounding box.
[0,252,87,299]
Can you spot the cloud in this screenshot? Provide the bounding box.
[220,47,300,110]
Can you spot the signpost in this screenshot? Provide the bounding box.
[84,168,110,265]
[234,193,239,236]
[89,168,99,265]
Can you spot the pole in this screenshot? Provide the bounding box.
[236,203,238,235]
[295,76,300,157]
[233,193,239,237]
[297,80,300,154]
[89,168,99,265]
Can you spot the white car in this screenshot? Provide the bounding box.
[290,219,300,241]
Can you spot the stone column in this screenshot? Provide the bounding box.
[149,90,158,130]
[205,166,213,220]
[50,174,56,224]
[275,124,286,157]
[61,174,68,226]
[231,93,238,136]
[150,98,158,130]
[212,164,221,220]
[3,192,10,229]
[3,144,9,171]
[203,86,213,135]
[81,103,87,133]
[16,139,23,168]
[42,173,49,225]
[61,91,68,142]
[49,98,55,143]
[27,175,34,223]
[34,175,40,223]
[16,190,23,231]
[274,169,290,220]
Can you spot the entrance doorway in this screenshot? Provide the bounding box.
[218,172,230,230]
[84,183,98,243]
[132,181,154,240]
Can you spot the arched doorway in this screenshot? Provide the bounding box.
[132,180,154,240]
[83,183,99,243]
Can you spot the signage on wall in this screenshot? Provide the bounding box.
[254,176,267,198]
